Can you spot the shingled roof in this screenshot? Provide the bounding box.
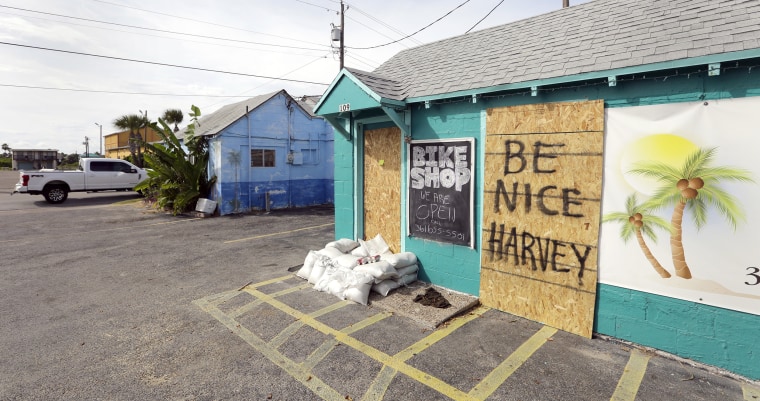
[193,90,321,137]
[356,0,760,101]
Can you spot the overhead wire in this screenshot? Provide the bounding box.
[94,0,332,47]
[0,41,331,85]
[0,10,328,57]
[465,0,505,34]
[347,0,472,50]
[0,4,329,52]
[0,83,258,97]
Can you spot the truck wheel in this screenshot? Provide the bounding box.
[43,185,68,204]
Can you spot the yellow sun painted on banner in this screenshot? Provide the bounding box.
[620,134,699,195]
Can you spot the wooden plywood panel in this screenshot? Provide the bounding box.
[364,127,401,253]
[480,100,604,338]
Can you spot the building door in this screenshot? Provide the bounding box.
[363,127,401,253]
[480,100,605,337]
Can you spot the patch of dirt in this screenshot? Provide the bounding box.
[368,281,479,329]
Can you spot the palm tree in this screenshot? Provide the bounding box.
[630,147,753,279]
[603,193,673,278]
[162,109,184,132]
[113,114,147,167]
[1,143,10,157]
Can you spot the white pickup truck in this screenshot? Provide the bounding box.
[12,158,148,204]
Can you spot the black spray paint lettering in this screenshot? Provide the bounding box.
[410,145,471,191]
[494,181,584,217]
[503,140,565,175]
[486,222,591,285]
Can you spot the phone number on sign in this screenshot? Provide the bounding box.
[413,224,466,241]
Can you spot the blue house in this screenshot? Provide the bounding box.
[197,90,334,215]
[315,0,760,379]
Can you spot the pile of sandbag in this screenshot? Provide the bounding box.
[294,234,418,305]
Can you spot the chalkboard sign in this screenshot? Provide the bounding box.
[407,138,474,248]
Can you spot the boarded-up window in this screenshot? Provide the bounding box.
[251,149,275,167]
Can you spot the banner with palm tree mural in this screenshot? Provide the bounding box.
[600,97,760,315]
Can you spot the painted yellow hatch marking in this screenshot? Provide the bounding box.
[611,349,651,401]
[196,275,648,401]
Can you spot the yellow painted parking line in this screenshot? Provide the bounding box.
[302,311,393,371]
[362,365,399,401]
[743,382,760,400]
[468,325,558,399]
[231,283,312,319]
[193,297,346,400]
[360,306,490,401]
[269,300,352,350]
[244,286,479,401]
[610,349,651,401]
[395,305,489,361]
[223,223,334,244]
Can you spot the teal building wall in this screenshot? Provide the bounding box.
[328,63,760,379]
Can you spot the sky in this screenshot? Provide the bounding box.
[0,0,592,155]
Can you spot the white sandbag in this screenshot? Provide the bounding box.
[308,256,332,285]
[359,233,390,256]
[396,263,419,277]
[381,252,417,268]
[344,284,371,305]
[354,260,399,282]
[342,272,374,305]
[371,279,400,296]
[325,238,360,253]
[296,251,318,279]
[334,254,359,269]
[371,272,418,297]
[313,264,338,292]
[351,245,369,257]
[317,246,344,259]
[396,272,418,286]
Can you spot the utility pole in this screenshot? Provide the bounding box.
[563,0,569,7]
[340,0,345,70]
[94,122,102,156]
[83,136,90,157]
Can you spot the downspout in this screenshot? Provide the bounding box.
[287,100,294,207]
[246,105,251,211]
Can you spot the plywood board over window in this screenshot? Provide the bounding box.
[480,100,605,338]
[363,127,401,253]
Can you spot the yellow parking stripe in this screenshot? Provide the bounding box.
[194,297,346,400]
[231,283,311,319]
[743,383,760,400]
[610,349,651,401]
[361,306,490,401]
[468,325,558,399]
[269,300,352,349]
[224,223,334,244]
[244,287,479,401]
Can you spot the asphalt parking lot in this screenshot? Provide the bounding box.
[2,171,758,400]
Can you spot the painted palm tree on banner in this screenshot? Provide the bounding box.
[603,193,672,278]
[630,147,753,279]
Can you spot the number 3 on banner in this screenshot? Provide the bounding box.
[746,267,760,285]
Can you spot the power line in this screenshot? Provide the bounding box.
[0,10,328,57]
[0,83,257,97]
[347,0,472,50]
[293,0,339,13]
[346,4,423,46]
[0,41,331,85]
[0,4,329,52]
[94,0,331,48]
[465,0,505,34]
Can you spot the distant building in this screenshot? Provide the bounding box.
[11,149,61,170]
[104,127,163,159]
[196,90,334,215]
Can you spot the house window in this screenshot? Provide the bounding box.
[251,149,275,167]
